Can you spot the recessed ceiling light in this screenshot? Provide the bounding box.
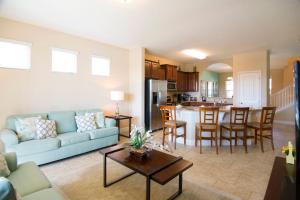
[182,49,207,60]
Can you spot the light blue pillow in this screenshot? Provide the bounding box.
[15,116,41,142]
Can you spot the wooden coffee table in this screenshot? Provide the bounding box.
[99,144,193,200]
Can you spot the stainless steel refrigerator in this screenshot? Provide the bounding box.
[145,79,167,132]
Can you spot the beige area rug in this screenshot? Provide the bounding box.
[41,151,239,200]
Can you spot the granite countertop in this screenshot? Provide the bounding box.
[178,105,261,112]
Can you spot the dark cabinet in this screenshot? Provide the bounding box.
[161,64,177,81]
[188,72,199,92]
[145,60,165,80]
[177,71,198,92]
[145,60,152,78]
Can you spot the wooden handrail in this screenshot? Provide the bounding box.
[270,84,294,111]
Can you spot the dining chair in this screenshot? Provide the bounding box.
[195,106,219,154]
[220,107,250,153]
[247,107,276,152]
[160,105,186,150]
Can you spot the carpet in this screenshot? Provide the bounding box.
[41,151,239,200]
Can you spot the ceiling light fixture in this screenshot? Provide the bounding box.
[122,0,131,3]
[182,49,207,60]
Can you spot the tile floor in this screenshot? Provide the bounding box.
[123,124,295,200]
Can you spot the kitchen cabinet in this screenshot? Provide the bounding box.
[177,71,187,91]
[145,60,152,78]
[145,60,165,80]
[187,72,199,92]
[161,64,177,81]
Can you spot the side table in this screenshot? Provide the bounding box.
[106,115,132,141]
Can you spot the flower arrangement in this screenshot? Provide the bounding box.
[130,126,152,149]
[129,126,174,158]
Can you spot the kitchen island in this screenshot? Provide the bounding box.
[171,105,261,146]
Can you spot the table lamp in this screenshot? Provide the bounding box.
[110,91,124,116]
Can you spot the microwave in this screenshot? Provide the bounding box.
[167,81,177,91]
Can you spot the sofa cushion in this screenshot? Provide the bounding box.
[22,188,65,200]
[7,138,60,157]
[15,116,42,142]
[8,162,51,197]
[48,111,76,134]
[88,127,118,140]
[5,113,48,132]
[57,132,90,147]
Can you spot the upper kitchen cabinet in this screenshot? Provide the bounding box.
[187,72,199,92]
[161,64,177,81]
[145,60,152,78]
[177,71,187,91]
[145,60,165,80]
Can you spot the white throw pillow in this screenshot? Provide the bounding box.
[35,119,57,139]
[85,112,105,128]
[0,153,10,177]
[15,116,41,141]
[75,114,97,133]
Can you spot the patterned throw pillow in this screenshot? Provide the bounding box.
[85,112,105,128]
[35,119,57,139]
[0,153,10,177]
[15,116,41,142]
[75,114,97,133]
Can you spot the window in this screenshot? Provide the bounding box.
[225,77,233,98]
[91,56,110,76]
[52,48,77,73]
[0,39,31,69]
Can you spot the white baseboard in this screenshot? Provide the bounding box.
[274,120,295,125]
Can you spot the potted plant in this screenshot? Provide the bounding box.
[129,126,152,158]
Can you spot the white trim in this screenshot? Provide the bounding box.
[51,47,78,55]
[274,120,295,125]
[0,37,32,47]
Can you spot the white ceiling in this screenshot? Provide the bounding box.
[0,0,300,68]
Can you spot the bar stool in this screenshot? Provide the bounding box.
[160,105,186,150]
[220,107,250,153]
[247,107,276,152]
[195,106,219,154]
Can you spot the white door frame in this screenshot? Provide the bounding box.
[237,70,261,107]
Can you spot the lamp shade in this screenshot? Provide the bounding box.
[110,91,124,101]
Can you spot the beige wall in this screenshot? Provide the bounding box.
[233,50,270,106]
[270,69,284,94]
[283,57,300,87]
[0,18,131,128]
[218,72,233,98]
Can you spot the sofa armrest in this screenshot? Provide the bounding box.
[105,118,116,128]
[0,129,18,149]
[4,152,17,172]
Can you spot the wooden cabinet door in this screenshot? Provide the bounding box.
[172,66,177,81]
[165,65,173,81]
[151,62,160,79]
[145,60,152,78]
[176,71,184,91]
[158,68,166,80]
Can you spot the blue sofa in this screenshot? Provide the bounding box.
[0,109,118,165]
